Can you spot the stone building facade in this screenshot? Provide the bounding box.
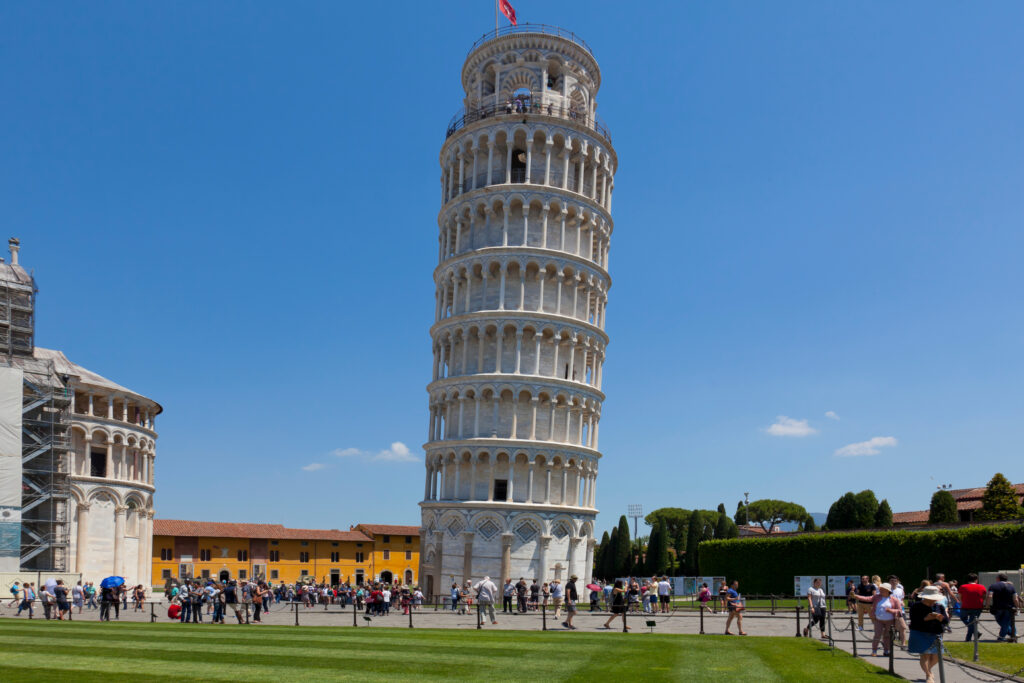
[419,25,616,597]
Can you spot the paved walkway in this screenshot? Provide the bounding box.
[2,602,1015,682]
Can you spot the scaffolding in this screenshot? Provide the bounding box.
[1,240,72,572]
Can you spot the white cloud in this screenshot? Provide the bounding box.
[766,416,817,437]
[302,463,326,471]
[825,411,840,420]
[834,436,898,457]
[333,441,418,463]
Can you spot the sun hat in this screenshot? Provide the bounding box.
[879,582,892,592]
[570,575,578,580]
[919,585,943,601]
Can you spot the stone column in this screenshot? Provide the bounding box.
[462,532,475,585]
[145,510,155,587]
[584,538,596,583]
[500,534,514,582]
[431,532,445,601]
[137,510,149,584]
[538,535,552,583]
[568,536,581,580]
[526,465,534,504]
[75,501,90,574]
[105,443,113,480]
[113,505,126,577]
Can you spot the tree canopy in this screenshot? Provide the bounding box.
[928,490,958,524]
[874,499,893,527]
[715,503,738,539]
[853,490,879,528]
[978,472,1023,521]
[615,515,632,576]
[826,490,879,530]
[746,499,808,534]
[734,500,748,526]
[645,518,670,575]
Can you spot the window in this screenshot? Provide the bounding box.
[300,570,309,577]
[405,550,412,560]
[356,552,365,563]
[405,536,412,544]
[356,543,363,547]
[330,552,339,562]
[237,549,248,562]
[383,550,390,560]
[160,548,173,561]
[90,451,106,478]
[270,540,278,546]
[382,535,390,543]
[201,569,210,579]
[300,541,309,547]
[199,549,211,562]
[299,552,310,563]
[270,570,279,579]
[494,479,508,501]
[269,550,280,562]
[331,542,339,547]
[161,569,171,579]
[238,569,247,579]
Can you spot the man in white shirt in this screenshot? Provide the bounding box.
[658,577,672,614]
[887,575,907,644]
[804,577,827,639]
[473,576,499,625]
[381,588,392,615]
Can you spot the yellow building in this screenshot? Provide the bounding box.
[151,520,420,587]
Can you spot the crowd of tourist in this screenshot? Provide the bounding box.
[6,579,147,621]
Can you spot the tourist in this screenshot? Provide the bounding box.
[210,582,224,624]
[804,577,827,639]
[698,583,712,613]
[563,575,579,630]
[40,582,55,620]
[627,580,640,613]
[888,575,907,645]
[717,580,728,614]
[473,576,499,625]
[958,573,986,641]
[225,580,244,624]
[413,586,423,609]
[502,578,514,613]
[910,580,931,602]
[542,582,550,610]
[178,581,191,623]
[17,582,35,618]
[551,579,564,619]
[724,580,747,636]
[603,581,613,611]
[54,580,70,620]
[908,585,949,683]
[589,583,600,611]
[72,581,84,614]
[133,584,145,611]
[449,582,459,612]
[932,573,955,633]
[8,580,21,608]
[601,579,628,630]
[987,572,1020,642]
[868,583,900,656]
[658,576,672,614]
[845,580,856,613]
[641,579,654,614]
[854,575,876,630]
[99,582,117,622]
[252,581,265,623]
[529,579,540,611]
[516,578,528,613]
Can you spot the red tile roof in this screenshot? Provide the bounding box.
[354,524,421,538]
[893,482,1024,525]
[892,510,929,524]
[153,519,371,542]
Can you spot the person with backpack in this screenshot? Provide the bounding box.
[8,581,21,608]
[40,583,56,620]
[99,584,116,621]
[17,583,35,618]
[563,575,579,630]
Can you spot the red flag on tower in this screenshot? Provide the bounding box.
[499,0,517,26]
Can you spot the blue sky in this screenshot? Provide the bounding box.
[3,1,1022,536]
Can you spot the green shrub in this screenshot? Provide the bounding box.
[699,524,1024,594]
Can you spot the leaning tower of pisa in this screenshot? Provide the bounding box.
[419,25,616,597]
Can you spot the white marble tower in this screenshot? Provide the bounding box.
[419,25,616,597]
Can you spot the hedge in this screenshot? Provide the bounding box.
[699,524,1024,595]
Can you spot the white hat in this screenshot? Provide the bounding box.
[879,582,892,592]
[919,585,943,601]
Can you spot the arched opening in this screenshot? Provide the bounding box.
[219,570,230,582]
[405,569,414,585]
[380,570,394,584]
[511,148,527,183]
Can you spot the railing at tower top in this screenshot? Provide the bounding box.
[445,100,612,144]
[467,24,594,57]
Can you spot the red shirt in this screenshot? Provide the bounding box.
[959,582,986,610]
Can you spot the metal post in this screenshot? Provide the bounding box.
[476,601,481,629]
[888,626,895,675]
[294,602,299,626]
[245,603,250,625]
[973,616,980,661]
[353,600,357,627]
[408,604,413,628]
[699,603,705,634]
[542,603,547,631]
[827,605,832,644]
[771,595,776,616]
[850,617,857,657]
[937,633,946,683]
[150,602,154,623]
[622,603,628,633]
[795,604,801,637]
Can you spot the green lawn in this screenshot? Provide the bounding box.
[0,619,889,682]
[946,641,1024,678]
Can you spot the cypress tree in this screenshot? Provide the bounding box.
[715,503,730,539]
[595,530,610,578]
[616,515,632,577]
[874,500,893,527]
[647,519,670,575]
[928,490,958,524]
[603,527,618,579]
[685,509,702,575]
[803,514,817,531]
[978,473,1023,521]
[734,500,748,525]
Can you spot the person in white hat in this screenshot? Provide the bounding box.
[870,582,901,656]
[907,585,949,683]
